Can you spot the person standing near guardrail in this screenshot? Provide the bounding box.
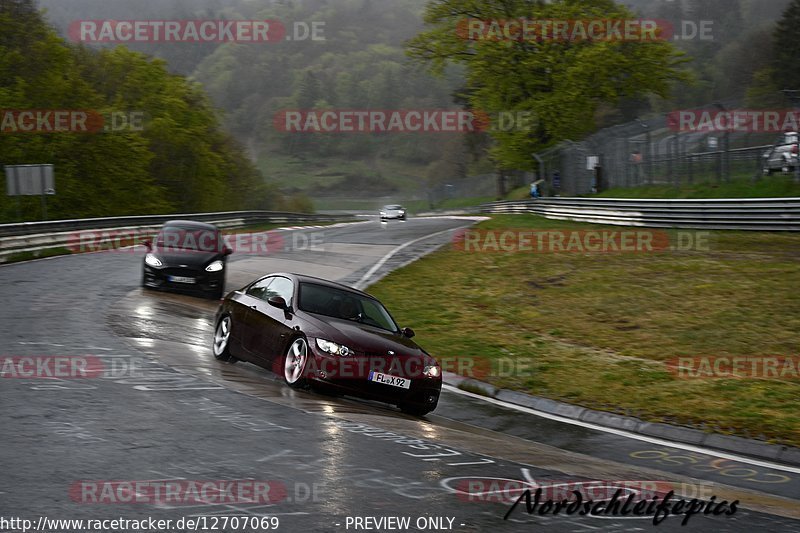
[593,163,604,193]
[530,179,544,199]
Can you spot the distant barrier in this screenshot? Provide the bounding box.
[0,211,356,262]
[472,197,800,231]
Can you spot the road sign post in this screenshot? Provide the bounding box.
[4,164,55,220]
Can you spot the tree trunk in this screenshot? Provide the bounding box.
[496,171,506,199]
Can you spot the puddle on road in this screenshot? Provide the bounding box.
[109,288,391,417]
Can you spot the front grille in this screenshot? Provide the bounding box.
[162,267,201,276]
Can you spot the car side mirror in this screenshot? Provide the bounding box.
[268,296,288,310]
[223,245,233,256]
[142,239,152,251]
[401,327,415,338]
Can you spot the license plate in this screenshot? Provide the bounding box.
[368,371,410,389]
[168,275,195,284]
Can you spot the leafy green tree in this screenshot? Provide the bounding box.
[407,0,687,170]
[0,0,277,221]
[772,0,800,90]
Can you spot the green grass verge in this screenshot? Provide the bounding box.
[258,153,430,192]
[368,214,800,446]
[596,173,800,199]
[1,246,73,264]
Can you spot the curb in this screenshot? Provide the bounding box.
[442,371,800,467]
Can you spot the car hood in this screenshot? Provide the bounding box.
[150,248,220,268]
[301,312,430,360]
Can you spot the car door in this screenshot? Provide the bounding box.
[236,276,275,362]
[242,276,297,365]
[225,293,252,361]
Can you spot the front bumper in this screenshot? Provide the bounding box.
[304,348,441,409]
[143,264,225,295]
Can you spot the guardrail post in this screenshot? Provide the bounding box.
[753,148,762,183]
[666,136,675,187]
[624,137,631,187]
[781,89,800,184]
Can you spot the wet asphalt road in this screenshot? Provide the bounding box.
[1,217,799,533]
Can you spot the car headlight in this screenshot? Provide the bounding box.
[423,364,441,378]
[145,253,162,267]
[316,338,354,357]
[205,260,224,272]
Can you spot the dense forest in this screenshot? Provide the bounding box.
[0,0,289,222]
[3,0,799,219]
[627,0,795,107]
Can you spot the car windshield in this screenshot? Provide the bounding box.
[155,226,221,252]
[298,282,399,332]
[384,205,402,210]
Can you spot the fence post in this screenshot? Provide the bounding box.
[753,148,762,183]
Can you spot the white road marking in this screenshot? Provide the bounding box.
[442,384,800,474]
[354,223,477,289]
[17,341,65,346]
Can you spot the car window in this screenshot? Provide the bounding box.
[263,276,294,306]
[156,226,220,252]
[245,276,274,300]
[360,298,397,331]
[298,282,398,332]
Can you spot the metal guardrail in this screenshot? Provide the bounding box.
[471,197,800,231]
[0,210,351,237]
[0,211,357,262]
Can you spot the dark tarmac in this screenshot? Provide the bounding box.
[2,217,798,532]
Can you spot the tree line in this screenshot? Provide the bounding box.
[0,0,287,222]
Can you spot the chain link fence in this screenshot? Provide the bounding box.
[319,103,796,211]
[533,104,792,196]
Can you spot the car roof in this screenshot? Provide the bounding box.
[263,272,376,300]
[163,219,218,230]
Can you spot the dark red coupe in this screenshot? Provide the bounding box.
[212,273,442,416]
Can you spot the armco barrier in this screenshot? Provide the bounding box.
[0,211,356,262]
[472,197,800,231]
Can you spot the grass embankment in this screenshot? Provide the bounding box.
[369,214,800,446]
[596,174,800,199]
